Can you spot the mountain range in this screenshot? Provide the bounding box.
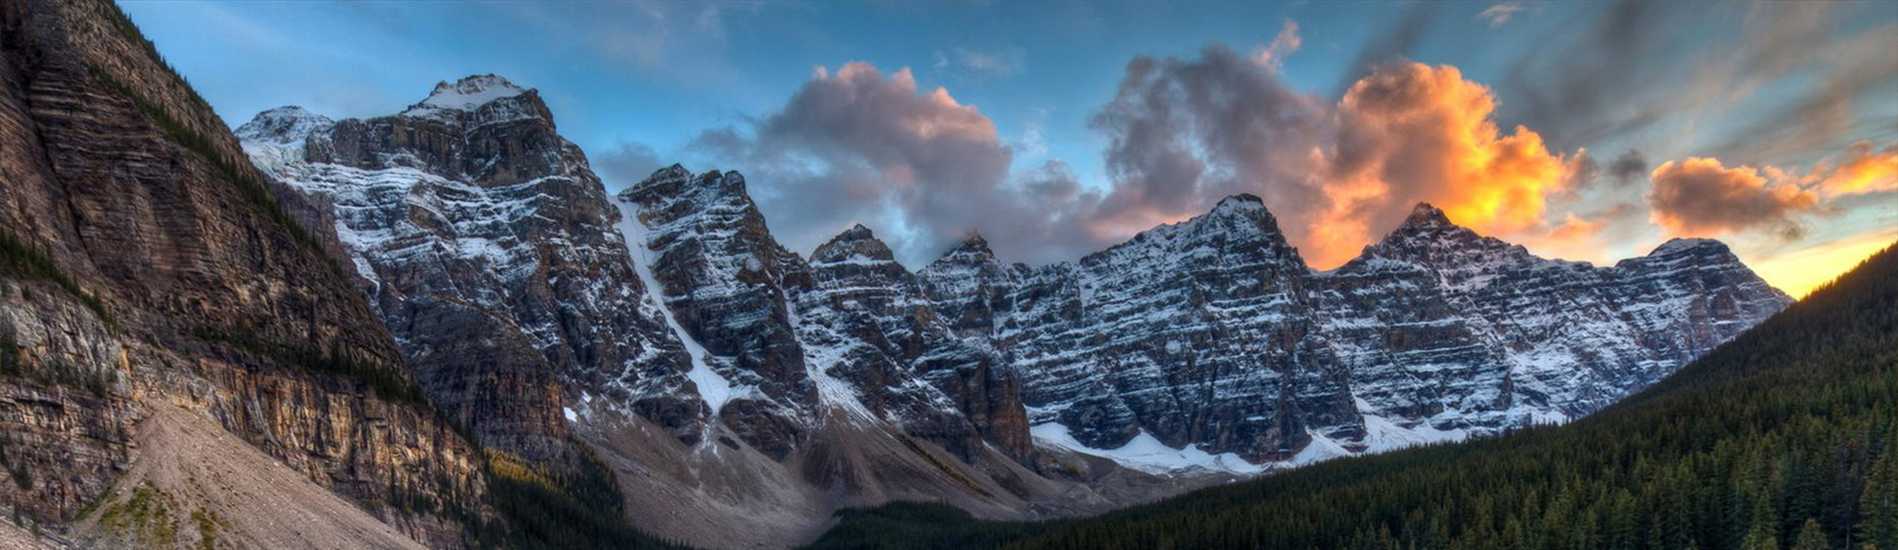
[236,73,1788,546]
[0,3,1795,548]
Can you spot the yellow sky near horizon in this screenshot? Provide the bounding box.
[1746,230,1898,299]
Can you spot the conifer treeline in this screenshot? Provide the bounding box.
[807,243,1898,550]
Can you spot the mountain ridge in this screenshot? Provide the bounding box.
[235,75,1790,548]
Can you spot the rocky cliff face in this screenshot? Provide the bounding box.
[1321,205,1791,431]
[920,195,1356,463]
[0,0,485,546]
[238,73,1789,546]
[238,77,700,466]
[612,166,1031,461]
[921,201,1793,464]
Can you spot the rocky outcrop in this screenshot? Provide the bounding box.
[0,0,485,545]
[801,224,1030,460]
[920,200,1792,463]
[613,166,816,457]
[612,166,1031,461]
[1318,204,1793,431]
[238,77,699,465]
[921,195,1354,462]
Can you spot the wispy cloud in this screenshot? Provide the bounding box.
[933,46,1026,79]
[1476,2,1527,28]
[1250,20,1301,70]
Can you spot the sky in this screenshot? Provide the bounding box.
[121,0,1898,298]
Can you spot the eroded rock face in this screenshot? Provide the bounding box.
[243,90,1037,467]
[614,167,1031,461]
[238,77,699,464]
[615,167,815,457]
[922,195,1354,462]
[0,0,485,543]
[1319,204,1794,430]
[921,200,1793,463]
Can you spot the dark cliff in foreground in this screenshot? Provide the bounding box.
[0,2,686,549]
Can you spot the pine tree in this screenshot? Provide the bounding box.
[1863,442,1897,550]
[1793,519,1828,550]
[1743,522,1781,550]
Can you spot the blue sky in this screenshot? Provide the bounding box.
[122,0,1898,296]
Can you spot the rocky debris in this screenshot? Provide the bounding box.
[71,403,430,550]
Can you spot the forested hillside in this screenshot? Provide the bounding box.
[810,242,1898,550]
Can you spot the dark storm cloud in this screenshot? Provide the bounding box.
[1090,44,1331,237]
[1607,149,1648,186]
[687,62,1108,265]
[1330,2,1441,98]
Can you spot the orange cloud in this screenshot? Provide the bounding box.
[1815,141,1898,196]
[1647,157,1819,238]
[1308,62,1572,267]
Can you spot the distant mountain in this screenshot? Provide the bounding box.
[811,241,1898,550]
[920,198,1789,465]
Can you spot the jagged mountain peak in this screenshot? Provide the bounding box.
[400,74,551,124]
[1647,237,1732,257]
[1400,202,1454,228]
[935,231,995,262]
[234,105,334,143]
[813,223,899,265]
[1357,202,1527,266]
[419,74,529,110]
[1212,192,1266,210]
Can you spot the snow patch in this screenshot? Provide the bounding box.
[615,198,740,416]
[1031,423,1266,475]
[419,75,527,111]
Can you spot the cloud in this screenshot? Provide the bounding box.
[933,47,1026,79]
[687,62,1101,264]
[1647,157,1818,239]
[1086,47,1576,267]
[1606,149,1649,185]
[1497,0,1892,160]
[1477,2,1527,28]
[593,142,664,191]
[1086,44,1331,242]
[1709,22,1898,163]
[1815,141,1898,196]
[1332,3,1440,96]
[1317,62,1575,265]
[1515,202,1649,263]
[1250,20,1301,70]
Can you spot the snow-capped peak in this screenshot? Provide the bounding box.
[234,105,333,144]
[1648,237,1730,257]
[418,74,528,111]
